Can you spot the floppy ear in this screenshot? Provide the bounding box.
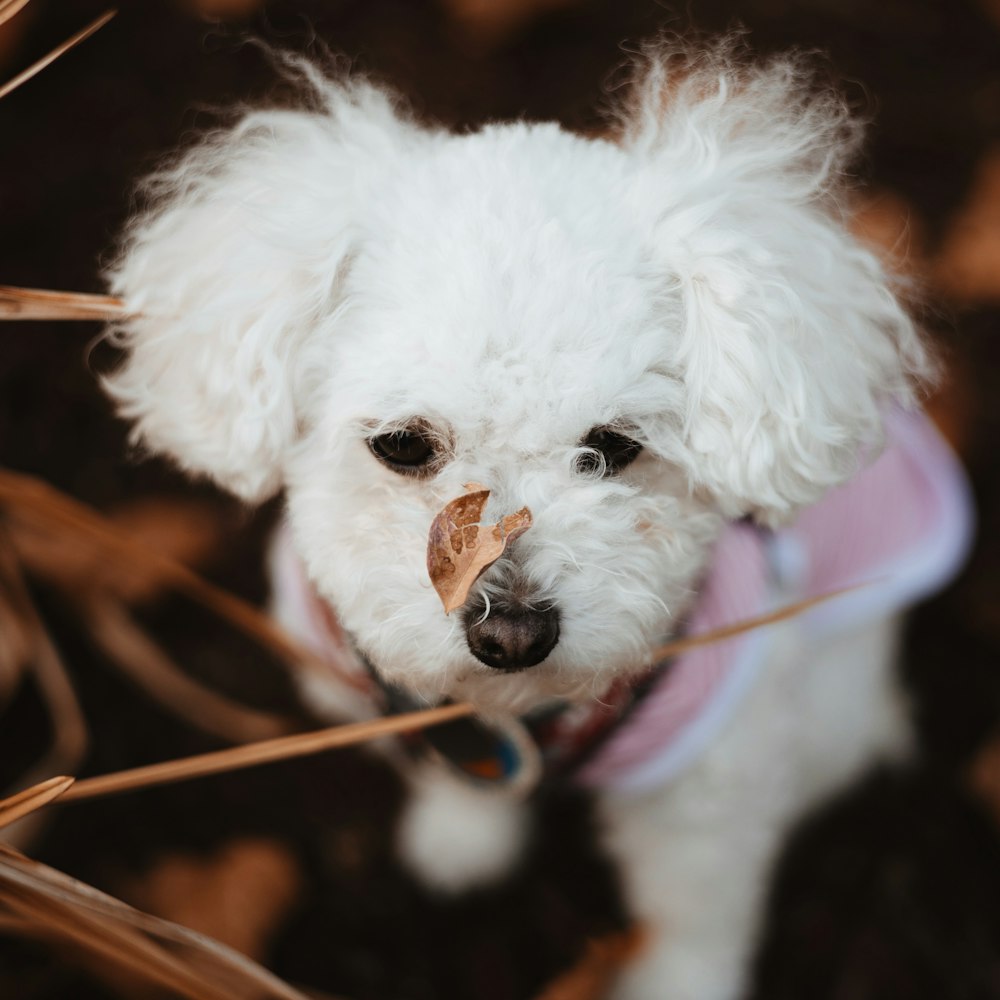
[104,71,417,502]
[623,45,934,524]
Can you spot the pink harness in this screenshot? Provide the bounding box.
[273,410,972,794]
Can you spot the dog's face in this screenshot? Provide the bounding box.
[104,49,929,714]
[281,140,724,710]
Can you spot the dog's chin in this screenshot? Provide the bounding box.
[375,652,648,718]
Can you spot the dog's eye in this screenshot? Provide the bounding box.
[577,427,643,476]
[369,425,437,474]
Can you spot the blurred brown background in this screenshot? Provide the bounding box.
[1,1,1000,997]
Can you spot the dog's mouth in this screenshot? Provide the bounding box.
[357,638,560,707]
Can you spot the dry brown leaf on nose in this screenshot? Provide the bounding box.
[426,483,532,614]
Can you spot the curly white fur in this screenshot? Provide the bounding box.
[104,42,931,999]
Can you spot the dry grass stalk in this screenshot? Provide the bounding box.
[0,284,127,320]
[0,587,31,710]
[62,702,476,802]
[0,9,116,101]
[0,470,376,784]
[3,885,236,1000]
[86,595,294,743]
[0,844,315,1000]
[16,621,89,785]
[647,584,866,663]
[9,494,225,603]
[9,490,294,744]
[0,484,295,847]
[0,467,368,694]
[0,776,73,830]
[55,589,861,806]
[0,530,89,845]
[0,0,33,29]
[0,779,312,985]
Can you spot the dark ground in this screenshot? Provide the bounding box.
[1,1,1000,997]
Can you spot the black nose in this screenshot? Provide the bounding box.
[464,600,560,672]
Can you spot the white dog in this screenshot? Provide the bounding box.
[103,43,971,1000]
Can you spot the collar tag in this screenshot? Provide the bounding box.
[416,712,543,797]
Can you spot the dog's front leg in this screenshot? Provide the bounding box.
[593,626,809,1000]
[597,774,788,1000]
[597,616,911,1000]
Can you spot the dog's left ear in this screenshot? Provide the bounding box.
[622,45,934,524]
[104,73,420,502]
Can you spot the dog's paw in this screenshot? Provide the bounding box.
[608,943,746,1000]
[396,760,530,894]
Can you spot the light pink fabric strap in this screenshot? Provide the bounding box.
[577,410,973,793]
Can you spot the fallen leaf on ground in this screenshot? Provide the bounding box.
[533,926,645,1000]
[121,838,302,962]
[850,188,926,269]
[969,729,1000,830]
[440,0,581,46]
[932,146,1000,303]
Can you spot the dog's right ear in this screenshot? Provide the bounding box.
[618,42,933,524]
[104,74,417,502]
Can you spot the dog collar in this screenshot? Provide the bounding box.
[269,525,671,794]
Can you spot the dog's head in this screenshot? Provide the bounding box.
[104,46,930,714]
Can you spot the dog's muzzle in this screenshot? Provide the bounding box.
[463,595,560,672]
